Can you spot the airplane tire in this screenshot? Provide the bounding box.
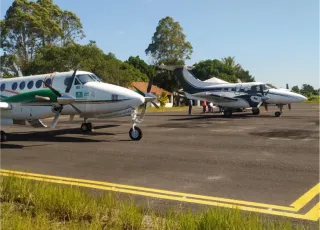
[81,123,92,132]
[275,111,281,117]
[0,131,7,142]
[129,127,142,141]
[223,110,232,118]
[252,108,260,115]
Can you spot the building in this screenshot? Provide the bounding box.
[130,82,174,107]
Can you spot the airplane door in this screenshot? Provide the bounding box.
[235,84,242,95]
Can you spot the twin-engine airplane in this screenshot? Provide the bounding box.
[0,70,156,142]
[159,64,307,117]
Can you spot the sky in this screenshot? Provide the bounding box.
[1,0,319,88]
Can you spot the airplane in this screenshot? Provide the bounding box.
[158,64,307,118]
[0,70,156,142]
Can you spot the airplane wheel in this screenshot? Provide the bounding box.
[1,131,7,142]
[252,108,260,115]
[275,111,281,117]
[223,110,233,118]
[81,123,92,132]
[129,127,142,141]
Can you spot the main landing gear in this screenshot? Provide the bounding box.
[223,109,233,118]
[275,105,283,117]
[130,109,143,141]
[80,118,93,132]
[1,131,7,142]
[252,108,260,115]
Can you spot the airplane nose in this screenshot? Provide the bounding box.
[298,94,307,102]
[133,92,145,106]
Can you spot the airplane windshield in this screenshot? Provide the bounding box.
[77,74,97,84]
[90,74,103,82]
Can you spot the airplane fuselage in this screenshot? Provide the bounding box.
[0,71,145,123]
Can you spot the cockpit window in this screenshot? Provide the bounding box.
[77,74,96,84]
[90,74,102,82]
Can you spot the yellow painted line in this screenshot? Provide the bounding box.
[0,169,296,211]
[290,183,320,209]
[304,203,320,221]
[1,172,318,221]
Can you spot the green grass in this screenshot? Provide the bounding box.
[0,175,315,230]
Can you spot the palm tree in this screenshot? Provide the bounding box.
[221,56,242,73]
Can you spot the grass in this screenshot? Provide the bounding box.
[0,175,315,230]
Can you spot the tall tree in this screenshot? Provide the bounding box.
[145,16,193,64]
[1,0,84,75]
[300,84,315,96]
[145,16,193,92]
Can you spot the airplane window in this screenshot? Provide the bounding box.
[45,78,52,86]
[0,83,5,92]
[91,74,102,82]
[36,80,42,88]
[19,81,26,90]
[112,94,118,101]
[77,74,95,84]
[27,81,34,89]
[12,82,17,91]
[64,76,73,86]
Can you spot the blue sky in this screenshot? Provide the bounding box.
[1,0,319,88]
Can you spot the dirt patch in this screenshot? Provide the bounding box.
[250,129,319,139]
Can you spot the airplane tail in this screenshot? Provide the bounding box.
[158,64,222,94]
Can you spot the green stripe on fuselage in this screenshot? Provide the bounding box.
[2,90,58,103]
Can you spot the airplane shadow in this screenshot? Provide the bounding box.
[169,113,271,121]
[6,126,121,143]
[0,143,48,149]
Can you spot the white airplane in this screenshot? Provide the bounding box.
[159,64,307,117]
[0,70,156,142]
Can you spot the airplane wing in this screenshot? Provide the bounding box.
[192,92,238,102]
[0,102,12,110]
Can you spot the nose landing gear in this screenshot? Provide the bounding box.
[80,118,92,132]
[130,109,143,141]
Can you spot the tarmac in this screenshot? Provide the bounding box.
[1,103,319,222]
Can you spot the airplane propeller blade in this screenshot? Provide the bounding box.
[264,103,268,111]
[65,69,77,93]
[70,103,82,114]
[51,108,62,129]
[151,101,160,109]
[288,103,291,110]
[43,81,62,97]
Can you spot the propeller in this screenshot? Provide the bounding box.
[286,83,291,110]
[132,81,159,120]
[43,69,81,129]
[257,84,270,111]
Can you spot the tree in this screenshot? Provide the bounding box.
[158,91,168,109]
[145,16,193,92]
[300,84,315,96]
[291,86,300,93]
[191,58,254,83]
[126,56,155,92]
[145,16,193,65]
[24,42,148,87]
[1,0,84,75]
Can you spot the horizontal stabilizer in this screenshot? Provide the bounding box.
[158,64,194,71]
[0,102,12,110]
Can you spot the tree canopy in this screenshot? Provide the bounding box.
[145,16,193,65]
[192,57,255,83]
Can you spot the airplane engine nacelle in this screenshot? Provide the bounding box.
[0,119,13,126]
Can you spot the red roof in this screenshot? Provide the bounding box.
[129,82,172,96]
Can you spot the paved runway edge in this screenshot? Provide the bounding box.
[1,169,319,221]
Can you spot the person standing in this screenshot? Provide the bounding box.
[188,99,193,115]
[202,101,207,113]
